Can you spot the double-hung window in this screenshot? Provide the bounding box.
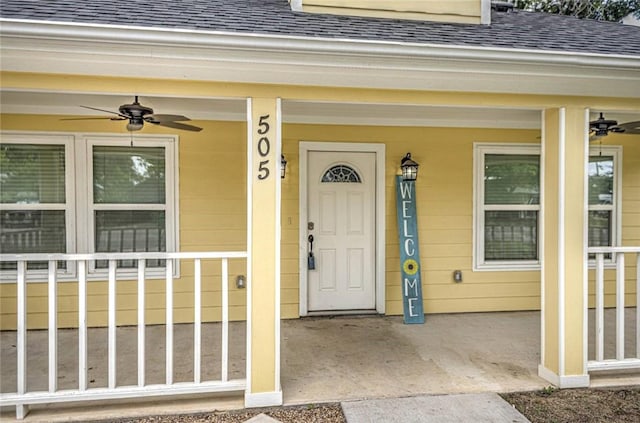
[475,144,541,270]
[0,133,178,280]
[0,135,75,272]
[587,146,621,260]
[474,143,622,270]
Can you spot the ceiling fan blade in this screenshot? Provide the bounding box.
[80,105,128,118]
[146,114,191,123]
[615,120,640,134]
[152,121,203,132]
[60,116,126,121]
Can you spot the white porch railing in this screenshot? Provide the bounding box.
[0,251,247,419]
[587,247,640,373]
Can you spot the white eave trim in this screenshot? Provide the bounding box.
[2,18,640,97]
[2,18,638,69]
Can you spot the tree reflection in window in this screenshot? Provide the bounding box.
[321,165,361,183]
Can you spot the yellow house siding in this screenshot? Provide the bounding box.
[281,123,542,318]
[1,114,637,329]
[0,115,248,329]
[586,134,640,309]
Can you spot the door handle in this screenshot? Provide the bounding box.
[307,234,316,270]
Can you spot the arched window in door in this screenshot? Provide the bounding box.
[321,164,362,183]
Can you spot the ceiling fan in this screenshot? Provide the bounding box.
[64,96,203,132]
[589,113,640,141]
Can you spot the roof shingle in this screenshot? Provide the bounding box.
[2,0,640,57]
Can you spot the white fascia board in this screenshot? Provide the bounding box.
[2,19,640,97]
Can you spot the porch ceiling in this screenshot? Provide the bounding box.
[1,90,639,129]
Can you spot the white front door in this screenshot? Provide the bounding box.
[307,151,376,312]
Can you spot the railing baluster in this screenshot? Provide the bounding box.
[595,254,604,362]
[48,260,57,393]
[78,260,88,391]
[1,251,249,415]
[16,260,28,419]
[221,258,229,382]
[616,253,625,361]
[194,259,202,384]
[166,259,174,385]
[108,259,117,389]
[137,260,146,387]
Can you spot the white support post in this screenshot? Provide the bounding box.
[221,258,229,383]
[166,260,174,385]
[616,253,625,361]
[16,261,28,420]
[595,254,604,362]
[108,260,117,389]
[137,260,146,387]
[48,260,57,393]
[194,259,202,384]
[78,261,88,391]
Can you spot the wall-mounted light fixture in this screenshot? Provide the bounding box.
[281,154,287,179]
[453,270,463,283]
[400,152,419,181]
[236,275,246,289]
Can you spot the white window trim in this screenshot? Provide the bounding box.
[0,133,77,279]
[473,143,542,271]
[1,131,179,282]
[587,145,622,269]
[474,142,622,272]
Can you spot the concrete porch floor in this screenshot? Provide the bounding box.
[1,310,639,421]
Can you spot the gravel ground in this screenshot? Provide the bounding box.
[108,403,346,423]
[102,387,640,423]
[502,386,640,423]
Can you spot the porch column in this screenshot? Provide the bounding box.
[539,107,590,388]
[245,97,283,407]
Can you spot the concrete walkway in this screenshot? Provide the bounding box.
[341,393,530,423]
[243,393,531,423]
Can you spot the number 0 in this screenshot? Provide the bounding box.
[258,137,270,157]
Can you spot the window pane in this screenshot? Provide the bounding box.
[93,146,165,204]
[588,156,613,205]
[484,211,538,261]
[95,210,165,268]
[0,144,66,204]
[0,210,66,270]
[588,210,611,248]
[484,154,540,205]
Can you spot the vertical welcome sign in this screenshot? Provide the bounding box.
[395,176,425,324]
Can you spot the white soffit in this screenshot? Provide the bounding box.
[2,91,638,129]
[282,101,542,128]
[1,90,545,128]
[0,91,247,121]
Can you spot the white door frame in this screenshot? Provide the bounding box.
[299,141,386,316]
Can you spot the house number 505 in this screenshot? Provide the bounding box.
[257,114,271,180]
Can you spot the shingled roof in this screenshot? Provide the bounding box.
[2,0,640,57]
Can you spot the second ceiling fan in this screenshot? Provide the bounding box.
[589,113,640,141]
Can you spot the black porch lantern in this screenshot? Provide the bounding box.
[400,152,419,181]
[281,154,287,179]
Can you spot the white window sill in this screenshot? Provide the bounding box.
[474,261,541,272]
[0,267,179,283]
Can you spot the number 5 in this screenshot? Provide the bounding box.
[258,115,270,135]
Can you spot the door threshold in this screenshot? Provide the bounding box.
[305,310,380,317]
